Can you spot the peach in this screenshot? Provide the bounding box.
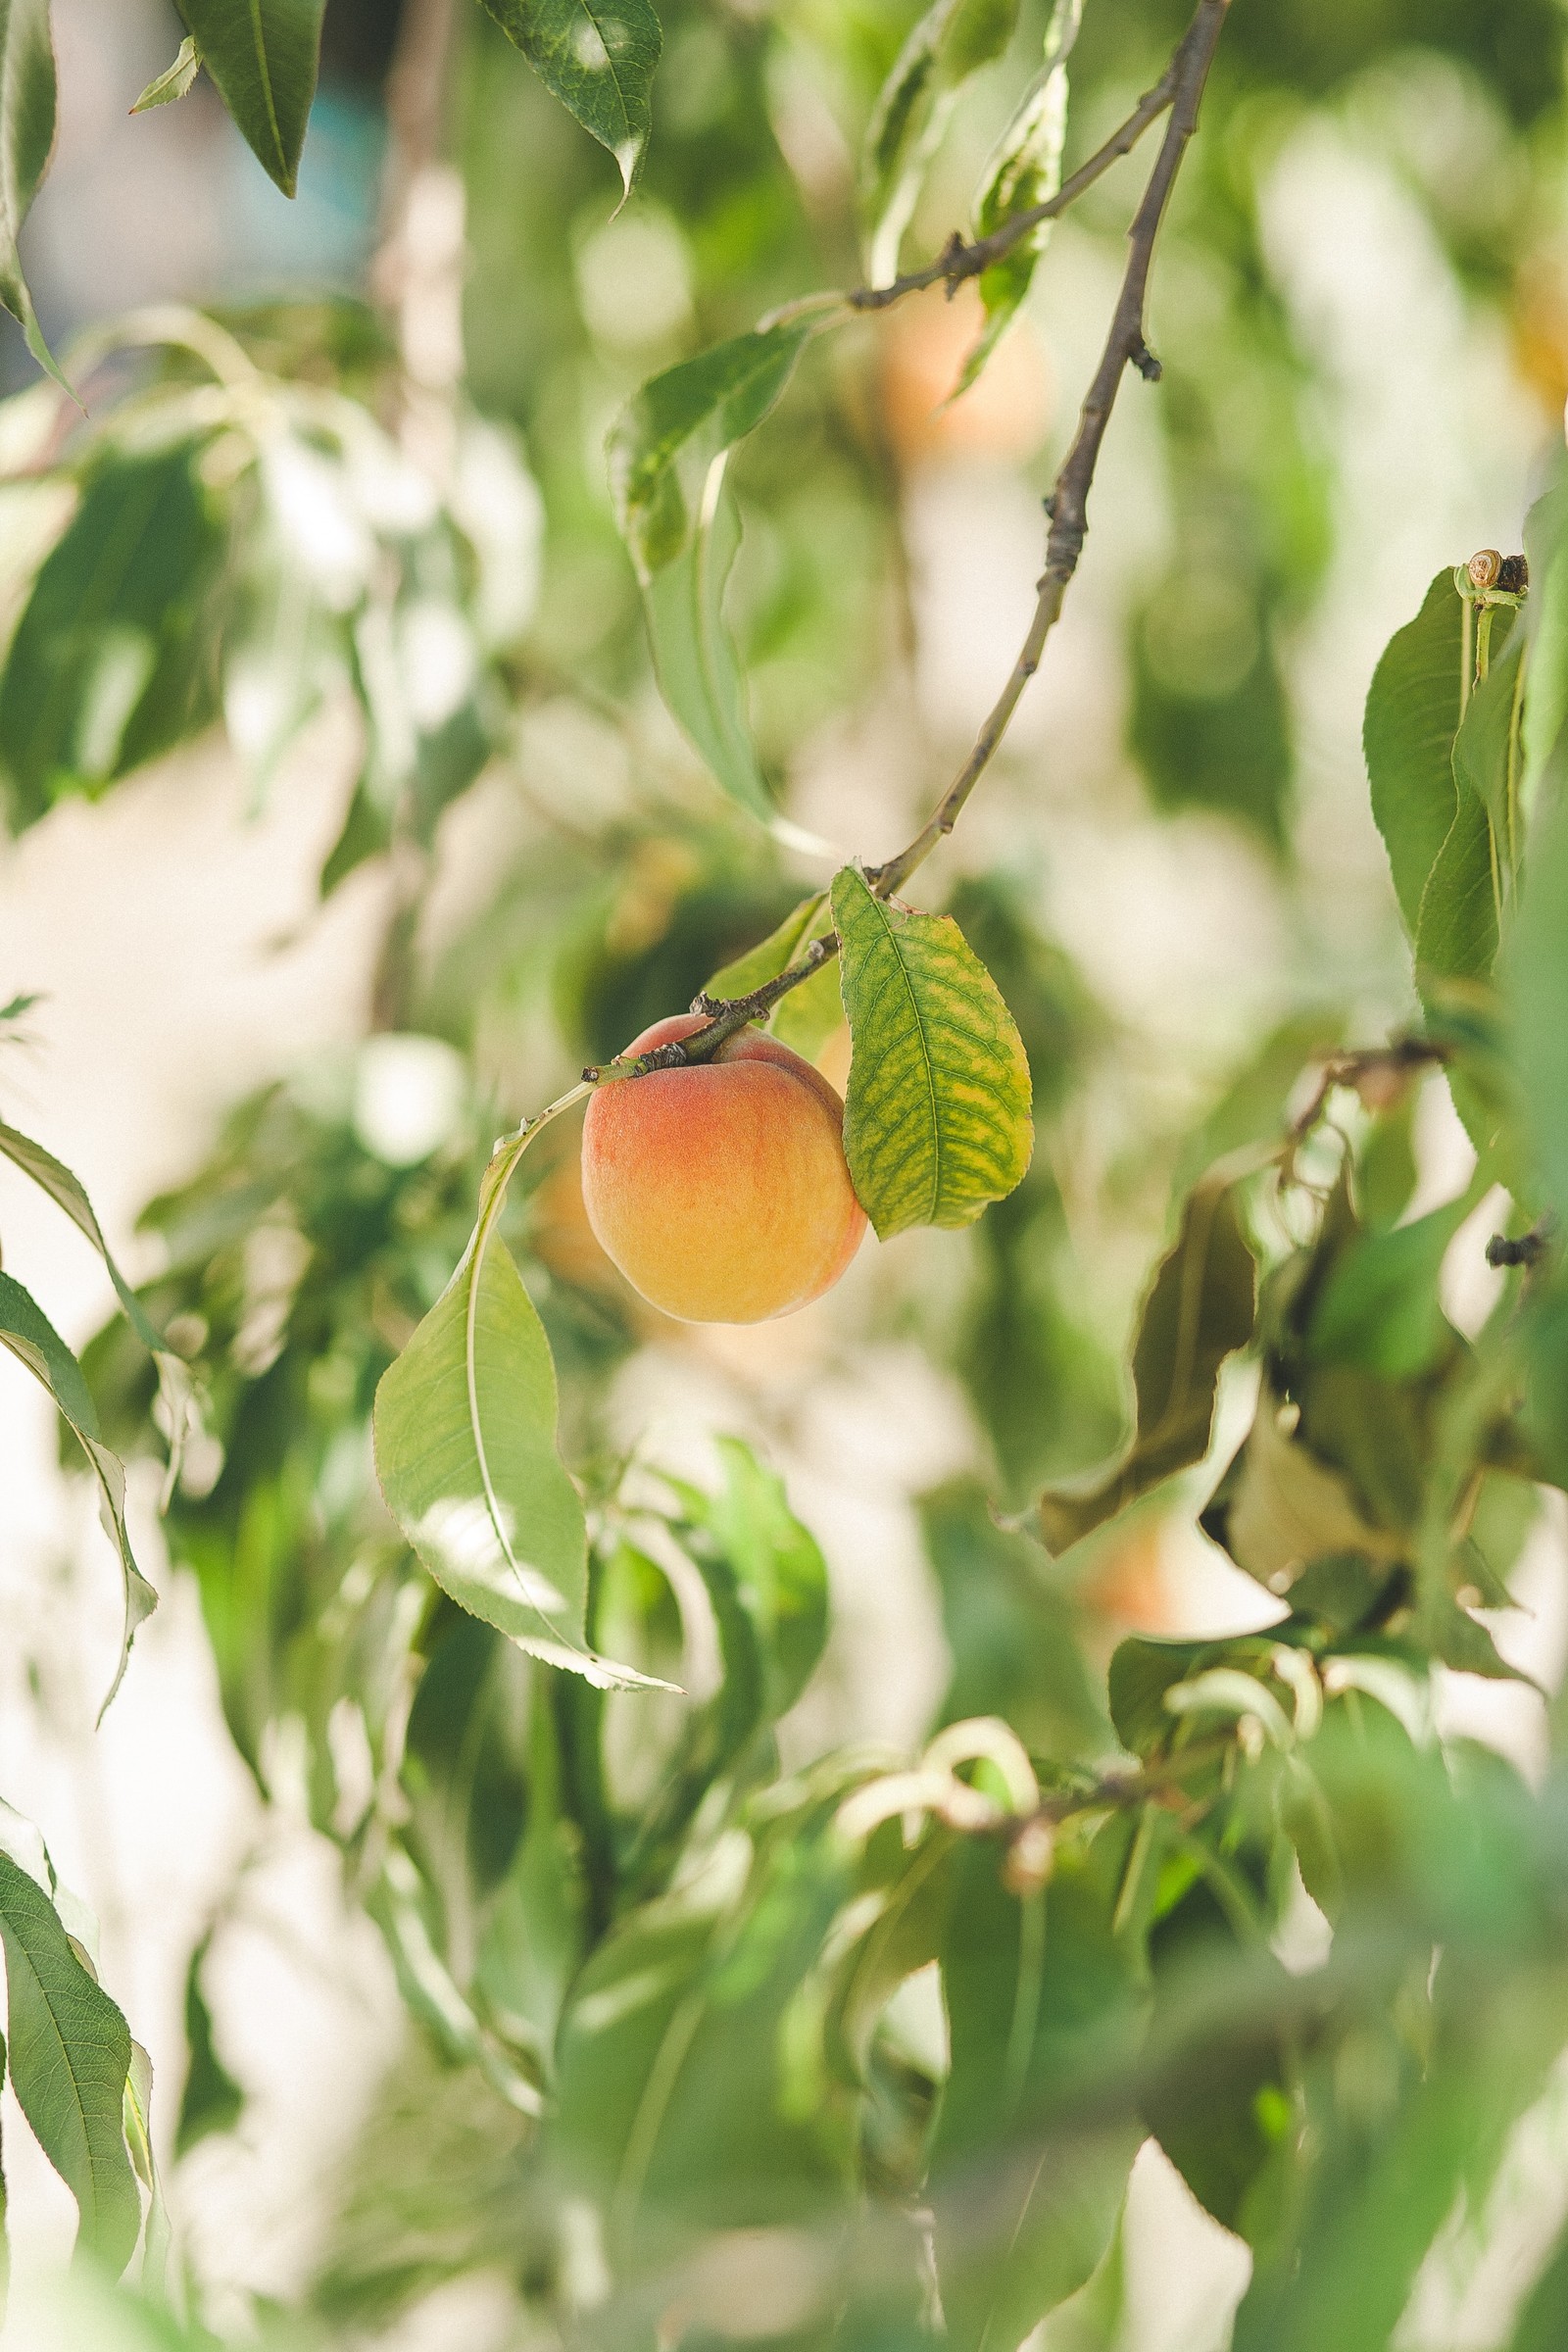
[580,1013,866,1323]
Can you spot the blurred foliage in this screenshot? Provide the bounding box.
[0,0,1567,2344]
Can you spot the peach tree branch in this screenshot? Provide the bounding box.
[619,0,1233,1079]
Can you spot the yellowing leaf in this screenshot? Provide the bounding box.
[831,866,1032,1239]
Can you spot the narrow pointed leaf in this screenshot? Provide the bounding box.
[0,440,226,826]
[0,1119,165,1358]
[610,325,810,578]
[1363,570,1464,941]
[0,1852,140,2275]
[479,0,662,195]
[831,864,1032,1238]
[641,468,771,819]
[373,1232,662,1689]
[0,1273,156,1711]
[609,327,808,816]
[175,0,325,197]
[1038,1163,1257,1552]
[0,0,67,389]
[956,0,1082,396]
[862,0,1022,286]
[131,35,200,112]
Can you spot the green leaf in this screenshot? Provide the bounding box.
[0,1852,140,2274]
[1038,1164,1256,1554]
[1452,624,1526,886]
[130,34,200,112]
[479,0,662,197]
[1506,756,1568,1231]
[175,0,325,197]
[0,1119,166,1360]
[831,865,1033,1239]
[609,326,809,579]
[681,1437,829,1724]
[0,1273,157,1715]
[0,0,66,389]
[930,1838,1143,2350]
[1511,2225,1568,2352]
[1414,765,1499,990]
[862,0,1022,286]
[639,472,771,820]
[1305,1190,1474,1381]
[1521,478,1568,802]
[1201,1390,1406,1602]
[174,1935,242,2156]
[1106,1634,1219,1755]
[1363,569,1463,942]
[704,893,845,1062]
[609,327,808,819]
[922,1480,1109,1760]
[551,1817,855,2262]
[956,0,1082,396]
[373,1228,658,1690]
[0,442,225,825]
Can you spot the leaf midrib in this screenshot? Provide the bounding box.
[861,892,943,1224]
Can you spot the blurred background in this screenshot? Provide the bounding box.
[0,0,1566,2343]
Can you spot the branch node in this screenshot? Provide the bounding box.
[1486,1218,1554,1271]
[1131,335,1162,382]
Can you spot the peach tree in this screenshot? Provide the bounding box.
[0,2,1564,2347]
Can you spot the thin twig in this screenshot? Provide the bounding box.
[867,0,1231,900]
[847,62,1180,315]
[500,2,1232,1095]
[620,0,1232,1078]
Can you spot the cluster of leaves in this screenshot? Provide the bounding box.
[6,0,1568,2344]
[0,1123,181,2301]
[0,310,538,898]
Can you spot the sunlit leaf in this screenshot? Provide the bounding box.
[0,1273,156,1714]
[862,0,1022,286]
[0,1853,140,2275]
[956,0,1082,396]
[832,865,1033,1238]
[1363,569,1463,942]
[0,1119,165,1360]
[1038,1164,1256,1553]
[130,34,200,112]
[640,471,771,820]
[610,327,810,579]
[373,1226,660,1690]
[676,1436,829,1725]
[609,326,809,819]
[175,0,325,197]
[1201,1388,1406,1601]
[0,0,66,388]
[480,0,662,196]
[0,442,225,825]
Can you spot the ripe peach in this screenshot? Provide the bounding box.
[580,1013,866,1324]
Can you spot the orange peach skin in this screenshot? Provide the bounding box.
[580,1014,867,1323]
